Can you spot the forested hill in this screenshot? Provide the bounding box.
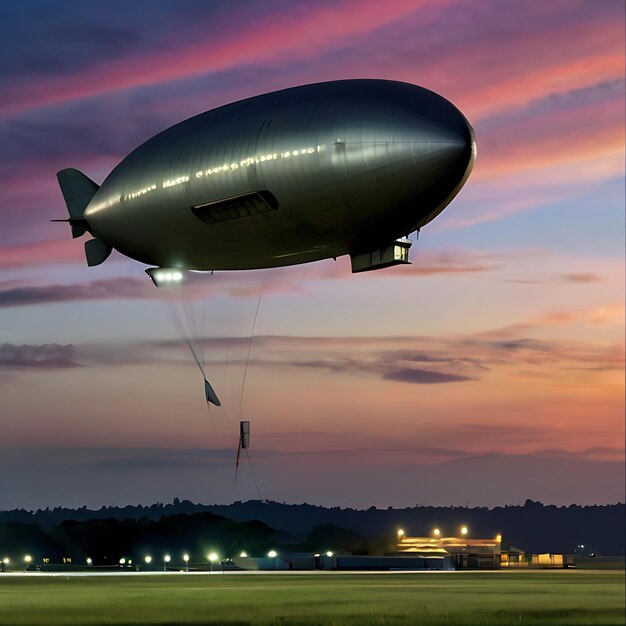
[1,500,624,555]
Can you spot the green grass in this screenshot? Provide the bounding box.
[0,571,624,626]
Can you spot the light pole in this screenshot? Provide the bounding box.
[163,555,171,571]
[433,528,441,537]
[183,553,189,572]
[461,527,468,536]
[144,555,152,571]
[24,555,32,572]
[208,552,218,573]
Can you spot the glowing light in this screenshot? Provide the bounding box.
[3,558,9,565]
[144,555,152,564]
[496,534,502,542]
[119,558,126,565]
[326,551,334,557]
[164,555,171,563]
[24,555,32,563]
[397,529,405,537]
[433,528,441,537]
[267,550,278,558]
[461,527,468,536]
[208,553,218,562]
[183,554,190,562]
[239,551,248,558]
[86,558,92,565]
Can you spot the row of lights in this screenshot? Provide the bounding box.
[3,550,336,569]
[397,528,502,541]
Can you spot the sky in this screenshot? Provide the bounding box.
[0,0,624,510]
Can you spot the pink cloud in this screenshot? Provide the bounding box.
[0,0,436,118]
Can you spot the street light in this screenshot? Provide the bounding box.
[496,534,502,543]
[119,558,126,566]
[86,558,93,565]
[183,553,190,572]
[3,558,9,565]
[239,551,248,558]
[326,551,334,558]
[433,528,441,537]
[163,555,171,571]
[461,526,468,536]
[24,555,32,563]
[207,552,218,573]
[267,550,277,558]
[397,529,405,538]
[144,555,152,567]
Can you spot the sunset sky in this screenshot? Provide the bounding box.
[0,0,624,510]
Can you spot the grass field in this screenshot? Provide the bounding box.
[0,570,624,626]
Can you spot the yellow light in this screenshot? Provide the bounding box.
[86,558,92,564]
[24,555,32,563]
[3,558,9,565]
[433,528,441,537]
[267,550,278,558]
[144,555,152,564]
[397,529,405,537]
[183,554,190,562]
[164,555,171,563]
[239,551,248,558]
[119,558,126,565]
[461,527,468,536]
[496,534,502,542]
[208,552,218,562]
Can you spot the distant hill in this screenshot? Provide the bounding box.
[1,499,624,555]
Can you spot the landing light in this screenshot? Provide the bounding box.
[146,267,187,287]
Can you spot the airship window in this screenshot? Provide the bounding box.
[192,190,279,226]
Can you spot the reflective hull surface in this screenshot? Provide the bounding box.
[84,80,476,270]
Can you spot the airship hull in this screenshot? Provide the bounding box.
[67,80,475,271]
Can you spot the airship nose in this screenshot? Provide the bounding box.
[409,103,476,191]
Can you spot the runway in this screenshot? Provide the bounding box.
[0,568,579,578]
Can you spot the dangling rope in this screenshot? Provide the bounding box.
[239,287,263,420]
[245,448,262,500]
[165,294,220,447]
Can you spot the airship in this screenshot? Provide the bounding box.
[56,79,476,286]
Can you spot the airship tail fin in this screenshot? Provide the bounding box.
[56,168,99,238]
